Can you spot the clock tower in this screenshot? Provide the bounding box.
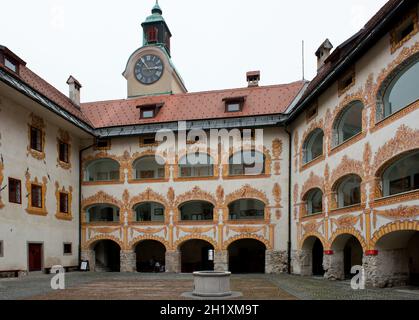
[123,1,187,98]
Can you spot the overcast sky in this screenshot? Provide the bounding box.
[1,0,388,102]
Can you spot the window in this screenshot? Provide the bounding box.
[228,199,265,220]
[147,26,158,43]
[87,205,120,222]
[305,189,323,215]
[0,241,3,257]
[30,127,43,152]
[85,159,120,182]
[391,10,418,52]
[338,68,355,95]
[179,154,214,178]
[4,57,17,73]
[63,243,72,255]
[31,184,43,208]
[59,193,69,214]
[306,104,318,122]
[336,175,361,208]
[179,201,214,221]
[58,141,69,163]
[229,150,265,176]
[382,60,419,118]
[333,101,363,147]
[94,138,111,150]
[8,178,21,204]
[224,97,245,113]
[141,108,155,119]
[302,129,324,164]
[134,202,165,222]
[382,151,419,197]
[140,134,157,146]
[133,156,165,180]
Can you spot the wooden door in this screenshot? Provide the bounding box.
[28,243,42,272]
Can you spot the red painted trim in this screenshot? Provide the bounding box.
[324,250,334,255]
[365,250,379,256]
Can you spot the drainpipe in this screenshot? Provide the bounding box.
[285,126,292,274]
[78,143,95,267]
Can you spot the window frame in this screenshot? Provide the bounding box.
[8,178,22,204]
[63,243,72,256]
[59,192,69,214]
[30,126,43,153]
[58,140,69,164]
[302,129,324,165]
[31,184,43,209]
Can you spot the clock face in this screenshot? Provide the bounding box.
[134,54,164,85]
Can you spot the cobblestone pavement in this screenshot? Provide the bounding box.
[1,272,418,300]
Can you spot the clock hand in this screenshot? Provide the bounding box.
[141,58,150,69]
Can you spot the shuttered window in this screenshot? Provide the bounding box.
[30,127,43,152]
[31,184,42,208]
[8,178,21,204]
[59,141,69,163]
[59,193,69,214]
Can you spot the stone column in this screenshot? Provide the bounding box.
[165,250,181,273]
[120,250,136,273]
[81,249,95,271]
[214,250,228,272]
[323,251,344,280]
[298,250,313,276]
[265,250,288,274]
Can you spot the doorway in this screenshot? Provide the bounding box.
[28,243,43,272]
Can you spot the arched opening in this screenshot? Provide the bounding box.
[228,199,265,220]
[84,158,120,182]
[334,175,362,208]
[228,239,266,274]
[331,234,363,280]
[381,58,419,119]
[179,153,214,178]
[229,150,265,176]
[381,150,419,197]
[303,129,324,164]
[304,189,323,216]
[376,231,419,287]
[135,240,166,273]
[333,101,363,147]
[92,240,120,272]
[86,204,120,223]
[179,201,214,221]
[133,202,165,222]
[180,240,214,273]
[133,156,165,180]
[301,236,324,277]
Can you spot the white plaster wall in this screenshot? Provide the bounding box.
[0,95,81,271]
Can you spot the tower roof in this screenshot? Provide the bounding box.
[143,1,165,24]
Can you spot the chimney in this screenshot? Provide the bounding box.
[246,71,260,87]
[66,75,82,106]
[315,39,333,72]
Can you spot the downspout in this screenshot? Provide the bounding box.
[78,143,95,267]
[285,126,292,274]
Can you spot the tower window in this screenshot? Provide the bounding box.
[147,27,158,43]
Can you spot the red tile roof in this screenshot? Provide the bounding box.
[81,81,306,128]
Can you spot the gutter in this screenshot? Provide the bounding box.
[285,126,292,274]
[286,0,406,122]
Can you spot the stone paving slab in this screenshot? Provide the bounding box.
[1,272,419,300]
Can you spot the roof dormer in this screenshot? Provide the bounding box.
[0,45,26,75]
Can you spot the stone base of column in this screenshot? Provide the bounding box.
[323,251,344,280]
[265,250,288,274]
[214,250,228,272]
[363,250,409,288]
[120,251,136,273]
[165,250,181,273]
[81,249,95,271]
[293,250,312,276]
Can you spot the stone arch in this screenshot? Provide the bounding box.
[174,148,219,180]
[222,146,272,177]
[299,232,327,250]
[301,172,325,198]
[374,45,419,123]
[223,234,271,250]
[129,188,169,223]
[329,228,367,251]
[224,185,270,221]
[371,221,419,249]
[128,150,170,181]
[129,236,169,251]
[174,235,217,251]
[173,187,218,223]
[81,191,123,223]
[82,152,125,183]
[85,235,123,251]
